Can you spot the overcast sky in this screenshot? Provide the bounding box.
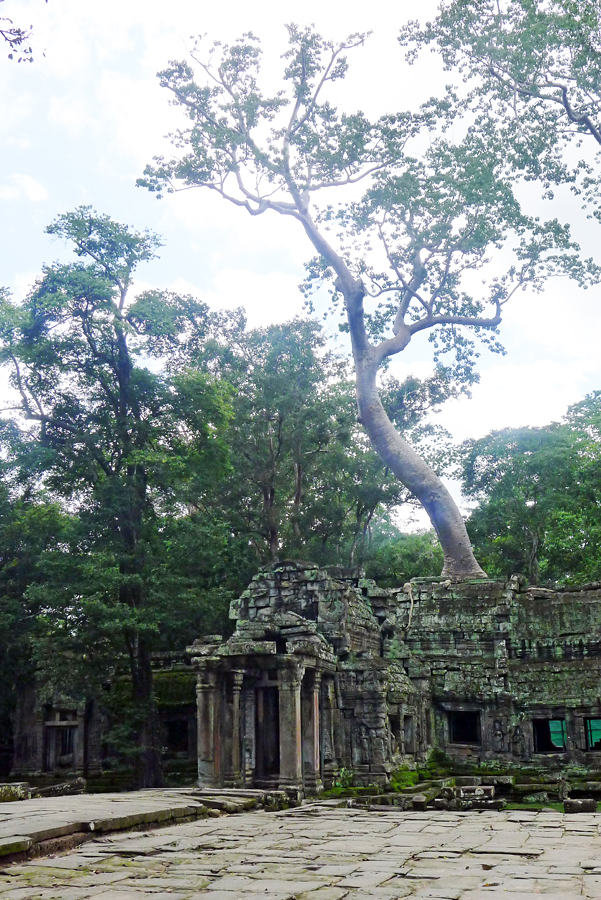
[2,0,601,522]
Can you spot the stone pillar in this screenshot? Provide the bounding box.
[230,671,244,786]
[196,669,220,786]
[73,720,84,773]
[278,665,303,792]
[303,671,323,793]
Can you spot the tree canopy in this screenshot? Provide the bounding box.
[461,392,601,584]
[139,23,593,576]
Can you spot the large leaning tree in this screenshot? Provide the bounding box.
[139,25,591,578]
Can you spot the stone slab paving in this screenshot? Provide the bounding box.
[2,802,601,898]
[0,789,272,857]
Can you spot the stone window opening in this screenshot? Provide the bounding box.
[448,710,480,745]
[533,718,567,752]
[389,714,401,752]
[585,718,601,751]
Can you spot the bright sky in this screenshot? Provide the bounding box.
[2,0,601,522]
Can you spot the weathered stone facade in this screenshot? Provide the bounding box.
[10,563,601,792]
[189,563,601,793]
[11,652,197,784]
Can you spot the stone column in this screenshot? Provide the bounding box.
[278,665,303,792]
[304,671,323,793]
[230,671,244,786]
[196,669,220,786]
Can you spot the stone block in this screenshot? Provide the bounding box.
[481,775,515,788]
[454,776,482,787]
[455,785,494,799]
[514,782,558,794]
[0,836,33,856]
[32,777,86,798]
[411,792,428,810]
[0,783,31,802]
[564,798,598,813]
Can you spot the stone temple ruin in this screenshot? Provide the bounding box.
[10,561,601,795]
[188,562,601,793]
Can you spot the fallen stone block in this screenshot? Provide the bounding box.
[455,785,495,799]
[470,799,506,810]
[514,782,558,794]
[0,836,33,856]
[411,792,428,811]
[564,798,598,813]
[0,783,30,802]
[481,775,515,789]
[32,777,86,798]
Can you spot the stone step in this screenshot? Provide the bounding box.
[0,787,276,862]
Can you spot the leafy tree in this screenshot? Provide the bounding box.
[206,317,455,568]
[408,0,601,145]
[0,208,231,786]
[139,25,589,577]
[460,398,601,583]
[404,1,601,215]
[363,524,444,587]
[0,478,68,773]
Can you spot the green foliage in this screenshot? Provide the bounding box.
[364,525,445,586]
[418,748,454,779]
[405,1,601,215]
[0,207,234,785]
[334,766,354,789]
[461,393,601,584]
[208,317,453,568]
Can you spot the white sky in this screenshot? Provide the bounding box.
[2,0,601,524]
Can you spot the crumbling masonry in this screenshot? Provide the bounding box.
[189,563,601,793]
[11,563,601,790]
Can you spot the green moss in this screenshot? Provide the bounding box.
[390,767,420,791]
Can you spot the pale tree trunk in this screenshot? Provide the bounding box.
[355,351,485,578]
[298,214,486,579]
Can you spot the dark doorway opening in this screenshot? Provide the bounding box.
[533,718,566,752]
[448,710,480,745]
[165,719,189,753]
[255,686,280,779]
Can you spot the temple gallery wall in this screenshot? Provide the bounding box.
[11,562,601,791]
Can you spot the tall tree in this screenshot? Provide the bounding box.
[460,397,601,583]
[205,317,455,568]
[139,26,587,577]
[0,208,230,786]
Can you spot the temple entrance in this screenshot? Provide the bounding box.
[255,685,280,781]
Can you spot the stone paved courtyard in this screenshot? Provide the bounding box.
[2,803,601,898]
